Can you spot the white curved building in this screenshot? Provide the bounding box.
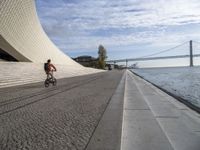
[0,0,82,67]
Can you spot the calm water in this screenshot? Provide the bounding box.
[131,66,200,108]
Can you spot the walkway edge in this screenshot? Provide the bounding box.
[85,71,126,150]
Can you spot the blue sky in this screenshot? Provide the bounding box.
[36,0,200,66]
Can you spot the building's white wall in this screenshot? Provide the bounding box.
[0,62,103,88]
[0,0,82,67]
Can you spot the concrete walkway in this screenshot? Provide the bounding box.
[0,71,123,150]
[121,70,200,150]
[86,71,126,150]
[0,69,200,150]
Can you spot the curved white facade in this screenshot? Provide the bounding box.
[0,0,82,67]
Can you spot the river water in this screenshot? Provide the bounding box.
[131,66,200,108]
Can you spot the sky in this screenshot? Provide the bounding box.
[36,0,200,67]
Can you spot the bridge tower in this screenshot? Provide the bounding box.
[126,59,128,68]
[190,40,193,67]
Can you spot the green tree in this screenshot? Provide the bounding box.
[98,45,107,69]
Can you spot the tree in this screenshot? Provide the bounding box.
[98,45,107,69]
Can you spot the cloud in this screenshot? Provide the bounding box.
[36,0,200,56]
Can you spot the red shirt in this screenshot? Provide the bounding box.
[47,63,56,72]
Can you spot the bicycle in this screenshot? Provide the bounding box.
[44,71,57,87]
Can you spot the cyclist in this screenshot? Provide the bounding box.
[44,59,57,80]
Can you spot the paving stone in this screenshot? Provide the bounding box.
[0,70,123,150]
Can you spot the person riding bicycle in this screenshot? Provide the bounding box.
[44,59,57,80]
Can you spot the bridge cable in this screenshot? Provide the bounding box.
[193,41,200,45]
[138,41,189,59]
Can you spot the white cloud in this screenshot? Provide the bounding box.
[36,0,200,55]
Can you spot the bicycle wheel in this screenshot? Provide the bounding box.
[44,79,49,87]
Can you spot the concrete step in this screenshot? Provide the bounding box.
[0,62,103,88]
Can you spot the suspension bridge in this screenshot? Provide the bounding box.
[106,40,200,67]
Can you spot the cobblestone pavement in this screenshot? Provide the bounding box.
[0,70,124,150]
